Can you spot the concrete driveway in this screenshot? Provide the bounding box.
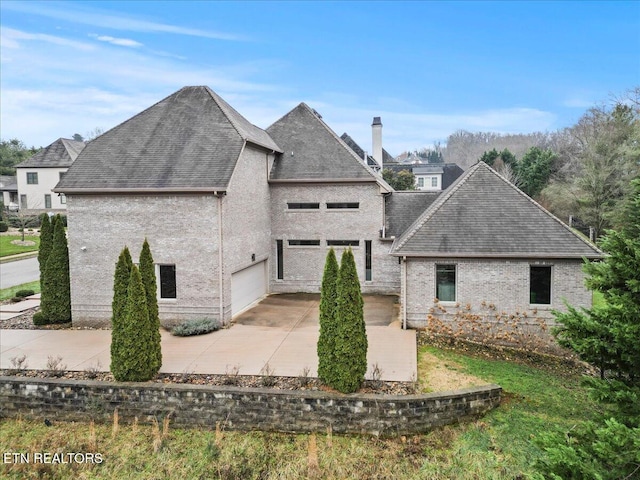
[1,294,416,382]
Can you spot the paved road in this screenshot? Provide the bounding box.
[0,257,40,289]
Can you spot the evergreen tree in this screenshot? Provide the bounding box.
[36,216,70,324]
[110,247,132,372]
[331,248,368,393]
[537,178,640,478]
[111,264,157,382]
[317,248,339,384]
[517,147,555,198]
[37,213,53,287]
[139,238,162,372]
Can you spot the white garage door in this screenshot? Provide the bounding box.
[231,261,267,315]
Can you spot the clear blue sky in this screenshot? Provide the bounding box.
[1,0,638,155]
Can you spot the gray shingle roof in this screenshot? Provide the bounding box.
[16,138,85,168]
[55,86,281,192]
[385,191,441,238]
[391,162,603,258]
[267,104,381,182]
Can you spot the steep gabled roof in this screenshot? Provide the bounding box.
[16,138,85,168]
[267,103,387,185]
[55,86,281,193]
[391,162,603,258]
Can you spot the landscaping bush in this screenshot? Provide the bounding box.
[37,218,71,324]
[38,214,53,288]
[139,239,161,372]
[110,246,132,370]
[172,318,221,337]
[10,297,23,303]
[32,312,46,325]
[111,264,159,382]
[14,289,35,298]
[317,248,339,385]
[24,216,41,228]
[331,248,368,394]
[0,221,8,232]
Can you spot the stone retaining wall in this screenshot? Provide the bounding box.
[0,377,501,437]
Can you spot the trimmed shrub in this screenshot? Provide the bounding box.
[14,289,35,298]
[33,312,45,325]
[111,264,158,382]
[331,248,368,394]
[139,239,161,372]
[38,214,53,287]
[10,297,23,303]
[172,318,220,337]
[317,248,339,385]
[111,246,132,368]
[37,218,71,324]
[0,221,8,232]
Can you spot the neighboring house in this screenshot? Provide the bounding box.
[385,162,464,191]
[55,86,601,337]
[0,175,18,210]
[15,138,85,212]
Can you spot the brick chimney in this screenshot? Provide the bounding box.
[372,116,383,168]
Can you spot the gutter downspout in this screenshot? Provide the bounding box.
[402,256,407,330]
[217,192,224,326]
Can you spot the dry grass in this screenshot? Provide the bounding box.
[0,344,601,479]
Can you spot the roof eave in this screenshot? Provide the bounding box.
[389,251,603,259]
[52,187,228,194]
[268,178,378,184]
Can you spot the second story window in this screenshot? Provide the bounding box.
[326,202,359,209]
[27,172,38,185]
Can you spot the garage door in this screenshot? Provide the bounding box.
[231,261,267,315]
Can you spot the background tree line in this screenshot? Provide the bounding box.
[404,87,639,239]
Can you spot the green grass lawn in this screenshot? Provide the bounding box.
[0,344,601,479]
[0,281,41,301]
[0,235,40,257]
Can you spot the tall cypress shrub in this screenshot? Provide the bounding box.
[36,216,71,324]
[317,248,339,384]
[139,238,162,372]
[37,213,53,286]
[332,248,368,393]
[111,264,156,382]
[110,246,132,373]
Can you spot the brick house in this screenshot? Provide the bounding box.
[16,138,85,212]
[55,86,601,330]
[389,162,602,331]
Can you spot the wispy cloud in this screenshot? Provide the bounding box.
[89,34,142,48]
[2,1,247,41]
[1,26,95,51]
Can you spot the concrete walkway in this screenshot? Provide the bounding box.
[0,294,416,382]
